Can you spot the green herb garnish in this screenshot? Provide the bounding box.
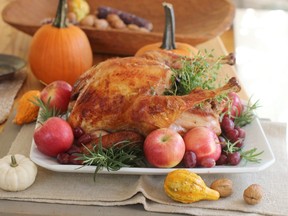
[77,137,144,181]
[165,50,225,96]
[234,98,261,127]
[223,138,263,164]
[241,148,264,164]
[31,97,61,124]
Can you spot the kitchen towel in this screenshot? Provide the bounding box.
[0,70,26,124]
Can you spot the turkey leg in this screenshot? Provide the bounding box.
[126,77,241,135]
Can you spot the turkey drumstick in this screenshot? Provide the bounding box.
[124,77,240,135]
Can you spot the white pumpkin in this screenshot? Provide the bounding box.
[0,154,37,191]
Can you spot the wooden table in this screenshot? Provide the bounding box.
[0,0,238,215]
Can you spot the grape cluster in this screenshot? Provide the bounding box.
[217,115,246,166]
[56,126,89,165]
[57,145,83,165]
[182,110,247,168]
[183,151,217,168]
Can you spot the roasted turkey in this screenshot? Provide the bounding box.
[68,51,240,137]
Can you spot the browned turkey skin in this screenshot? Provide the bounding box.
[68,51,240,137]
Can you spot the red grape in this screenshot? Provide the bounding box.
[235,140,244,148]
[66,145,82,154]
[221,116,235,133]
[73,126,84,139]
[225,129,239,143]
[218,136,227,149]
[227,152,241,165]
[57,153,70,164]
[77,133,92,146]
[235,126,246,139]
[200,158,216,168]
[69,154,84,165]
[216,154,228,165]
[183,151,197,168]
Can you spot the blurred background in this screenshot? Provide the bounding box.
[222,0,288,123]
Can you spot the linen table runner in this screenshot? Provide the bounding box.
[0,121,287,216]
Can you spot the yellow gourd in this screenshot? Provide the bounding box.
[164,170,220,203]
[68,0,90,22]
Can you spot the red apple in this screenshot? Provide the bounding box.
[222,92,243,118]
[144,128,185,168]
[40,80,72,113]
[33,117,74,157]
[184,127,221,166]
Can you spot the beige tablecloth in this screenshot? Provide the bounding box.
[0,120,287,216]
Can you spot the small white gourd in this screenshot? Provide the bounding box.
[0,154,37,191]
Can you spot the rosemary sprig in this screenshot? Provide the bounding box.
[241,148,264,164]
[77,137,144,181]
[31,97,61,124]
[223,139,241,154]
[165,50,225,96]
[234,98,261,127]
[223,137,263,164]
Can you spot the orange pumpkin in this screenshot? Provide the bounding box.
[135,3,198,58]
[29,0,93,85]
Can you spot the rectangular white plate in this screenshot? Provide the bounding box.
[30,117,275,175]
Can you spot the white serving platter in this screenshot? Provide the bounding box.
[30,117,275,175]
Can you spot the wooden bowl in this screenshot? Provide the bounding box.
[2,0,235,56]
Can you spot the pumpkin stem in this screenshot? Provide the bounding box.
[53,0,68,28]
[10,155,18,167]
[160,3,176,50]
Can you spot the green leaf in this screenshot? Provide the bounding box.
[30,97,61,123]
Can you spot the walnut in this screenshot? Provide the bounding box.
[210,178,233,198]
[243,184,263,205]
